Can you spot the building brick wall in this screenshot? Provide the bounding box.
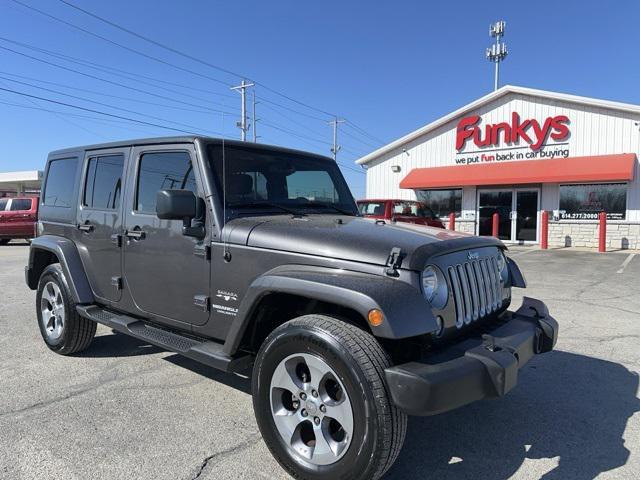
[548,221,640,250]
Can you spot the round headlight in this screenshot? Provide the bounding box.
[421,265,448,310]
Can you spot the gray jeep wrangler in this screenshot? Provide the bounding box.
[26,137,558,480]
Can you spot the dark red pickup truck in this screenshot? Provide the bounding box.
[0,196,38,244]
[357,199,445,228]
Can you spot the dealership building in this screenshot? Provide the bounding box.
[357,85,640,249]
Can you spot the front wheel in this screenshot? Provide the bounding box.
[252,315,407,480]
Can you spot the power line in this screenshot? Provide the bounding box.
[0,43,228,113]
[56,0,338,119]
[0,85,221,136]
[343,120,387,146]
[0,70,219,115]
[8,0,233,87]
[10,0,383,153]
[0,36,235,108]
[0,74,222,133]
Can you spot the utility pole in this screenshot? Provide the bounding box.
[328,117,345,161]
[252,88,259,143]
[231,79,255,141]
[486,21,508,91]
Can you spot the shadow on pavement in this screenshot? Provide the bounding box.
[163,354,253,394]
[386,350,639,479]
[78,330,163,358]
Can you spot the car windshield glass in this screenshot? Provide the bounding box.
[392,201,436,218]
[206,144,357,219]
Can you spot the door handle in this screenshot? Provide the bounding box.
[125,228,146,240]
[77,223,94,232]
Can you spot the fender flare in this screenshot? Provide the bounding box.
[26,235,94,304]
[223,265,438,355]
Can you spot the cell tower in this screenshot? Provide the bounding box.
[486,21,508,91]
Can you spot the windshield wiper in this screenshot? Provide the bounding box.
[228,201,304,216]
[303,202,356,216]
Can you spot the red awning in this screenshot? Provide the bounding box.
[399,153,637,189]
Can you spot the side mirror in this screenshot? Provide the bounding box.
[156,190,205,238]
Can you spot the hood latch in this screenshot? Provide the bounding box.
[385,247,405,277]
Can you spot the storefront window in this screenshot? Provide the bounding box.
[415,189,462,218]
[559,183,627,220]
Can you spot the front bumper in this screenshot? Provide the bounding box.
[384,297,558,416]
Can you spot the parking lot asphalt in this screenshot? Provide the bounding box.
[0,242,638,480]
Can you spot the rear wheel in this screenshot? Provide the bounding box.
[252,315,407,480]
[36,263,96,354]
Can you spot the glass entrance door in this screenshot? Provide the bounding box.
[477,189,539,243]
[478,190,513,240]
[514,190,539,242]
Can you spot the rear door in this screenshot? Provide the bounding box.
[123,144,210,328]
[6,198,36,237]
[74,148,128,303]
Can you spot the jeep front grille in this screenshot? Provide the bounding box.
[447,256,503,328]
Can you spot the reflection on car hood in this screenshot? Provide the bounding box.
[223,215,504,269]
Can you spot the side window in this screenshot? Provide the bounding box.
[83,155,124,210]
[10,199,33,211]
[43,158,78,207]
[136,151,196,214]
[0,198,8,211]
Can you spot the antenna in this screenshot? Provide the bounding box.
[486,20,508,91]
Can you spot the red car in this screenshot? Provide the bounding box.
[357,199,445,228]
[0,196,39,245]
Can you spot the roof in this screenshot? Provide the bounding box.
[356,85,640,165]
[399,153,637,189]
[48,136,333,161]
[0,170,42,182]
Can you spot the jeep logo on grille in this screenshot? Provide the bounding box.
[467,251,480,261]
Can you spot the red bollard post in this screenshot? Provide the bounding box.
[492,212,499,238]
[448,212,455,231]
[598,212,607,253]
[541,210,549,249]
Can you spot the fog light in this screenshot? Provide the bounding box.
[367,309,384,327]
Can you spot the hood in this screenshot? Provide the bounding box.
[223,215,504,269]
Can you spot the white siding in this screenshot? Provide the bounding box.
[365,92,640,221]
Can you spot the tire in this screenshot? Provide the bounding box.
[0,239,9,245]
[252,315,407,480]
[36,263,96,355]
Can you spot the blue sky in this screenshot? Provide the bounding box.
[1,0,639,198]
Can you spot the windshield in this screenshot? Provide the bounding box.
[391,201,437,219]
[206,144,358,218]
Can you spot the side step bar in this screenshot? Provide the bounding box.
[77,305,253,373]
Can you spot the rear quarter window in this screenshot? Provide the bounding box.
[9,199,33,211]
[44,158,79,208]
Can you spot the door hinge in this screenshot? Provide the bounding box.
[385,247,404,277]
[111,276,122,290]
[110,234,122,247]
[194,244,211,260]
[193,295,210,312]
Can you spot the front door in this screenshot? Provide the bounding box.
[477,188,539,243]
[75,149,127,303]
[123,145,210,327]
[478,190,513,240]
[514,190,539,242]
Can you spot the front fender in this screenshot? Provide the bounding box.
[26,235,94,304]
[223,265,438,355]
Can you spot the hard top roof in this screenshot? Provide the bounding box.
[48,136,333,161]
